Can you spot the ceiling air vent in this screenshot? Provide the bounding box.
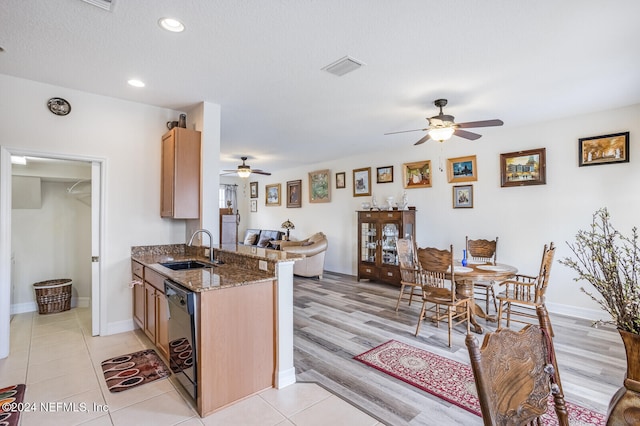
[81,0,114,11]
[322,56,365,76]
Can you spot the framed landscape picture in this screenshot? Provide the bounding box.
[447,155,477,183]
[309,169,331,203]
[336,172,346,189]
[287,180,302,208]
[265,183,281,206]
[249,181,258,198]
[579,132,629,167]
[402,160,431,188]
[453,185,473,208]
[376,166,393,183]
[353,167,371,197]
[500,148,546,187]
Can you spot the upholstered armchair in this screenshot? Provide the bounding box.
[280,232,328,279]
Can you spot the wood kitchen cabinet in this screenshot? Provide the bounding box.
[132,260,145,329]
[357,210,416,286]
[161,127,201,219]
[142,267,169,358]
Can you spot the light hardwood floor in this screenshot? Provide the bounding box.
[293,272,626,426]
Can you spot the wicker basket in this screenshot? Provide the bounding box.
[33,279,72,314]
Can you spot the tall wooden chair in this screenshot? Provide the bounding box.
[395,238,422,311]
[466,236,499,315]
[415,245,470,347]
[496,242,556,330]
[466,305,568,426]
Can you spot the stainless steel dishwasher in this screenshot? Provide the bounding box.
[164,280,198,400]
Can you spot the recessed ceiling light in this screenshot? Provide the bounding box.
[127,79,145,88]
[158,17,185,33]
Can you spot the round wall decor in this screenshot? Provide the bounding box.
[47,97,71,116]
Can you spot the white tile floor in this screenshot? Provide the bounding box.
[1,309,381,426]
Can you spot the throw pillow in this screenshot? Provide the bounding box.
[244,232,258,245]
[257,236,272,248]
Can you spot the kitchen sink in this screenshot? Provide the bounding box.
[160,260,215,270]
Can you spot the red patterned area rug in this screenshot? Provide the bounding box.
[101,348,170,393]
[354,340,606,425]
[0,384,26,426]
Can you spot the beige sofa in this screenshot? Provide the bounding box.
[280,232,328,279]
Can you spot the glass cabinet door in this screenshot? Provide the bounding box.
[381,223,399,265]
[360,221,377,263]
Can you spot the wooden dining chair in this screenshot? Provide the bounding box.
[415,245,470,347]
[466,305,568,426]
[466,236,499,315]
[496,242,556,331]
[395,238,423,311]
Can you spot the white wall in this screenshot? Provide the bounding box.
[11,181,91,311]
[0,74,188,332]
[242,103,640,320]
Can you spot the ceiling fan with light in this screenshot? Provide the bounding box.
[222,156,271,178]
[385,99,504,145]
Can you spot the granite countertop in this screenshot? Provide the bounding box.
[132,252,276,293]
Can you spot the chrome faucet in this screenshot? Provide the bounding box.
[188,229,214,263]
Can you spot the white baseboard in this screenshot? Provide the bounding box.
[545,301,606,322]
[11,301,37,315]
[106,319,136,336]
[275,367,297,389]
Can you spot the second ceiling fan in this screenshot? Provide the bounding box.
[222,156,271,178]
[386,99,504,145]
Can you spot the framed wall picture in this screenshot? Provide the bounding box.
[500,148,546,187]
[376,166,393,183]
[309,169,331,203]
[402,160,431,188]
[250,199,257,212]
[249,181,258,198]
[579,132,629,166]
[336,172,346,189]
[447,155,477,183]
[353,167,371,197]
[453,185,473,208]
[265,183,281,206]
[286,179,302,208]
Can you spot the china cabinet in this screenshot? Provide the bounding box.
[357,210,416,286]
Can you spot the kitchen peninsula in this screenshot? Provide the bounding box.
[131,243,300,417]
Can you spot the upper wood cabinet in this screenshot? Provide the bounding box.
[161,127,201,219]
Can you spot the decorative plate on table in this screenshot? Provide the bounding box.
[476,265,509,272]
[448,266,473,273]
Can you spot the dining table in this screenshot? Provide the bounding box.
[449,261,518,334]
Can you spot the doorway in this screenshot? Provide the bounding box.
[0,147,104,358]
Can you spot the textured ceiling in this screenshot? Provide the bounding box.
[1,0,640,173]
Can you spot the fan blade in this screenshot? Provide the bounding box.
[222,169,237,173]
[456,119,504,129]
[414,134,432,145]
[385,128,428,135]
[454,129,482,140]
[251,170,271,176]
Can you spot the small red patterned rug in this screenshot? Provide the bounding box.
[101,349,170,393]
[354,340,606,425]
[0,384,26,426]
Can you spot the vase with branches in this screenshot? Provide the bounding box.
[560,207,640,423]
